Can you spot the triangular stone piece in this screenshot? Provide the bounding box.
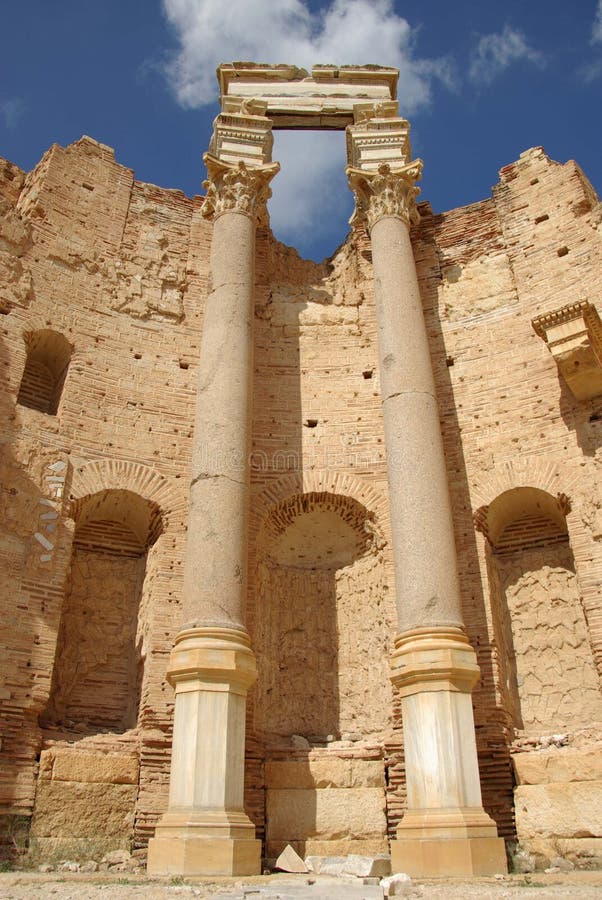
[275,844,308,873]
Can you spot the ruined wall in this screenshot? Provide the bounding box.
[0,137,601,862]
[412,147,602,853]
[496,547,602,733]
[0,137,204,850]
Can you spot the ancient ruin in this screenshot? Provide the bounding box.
[0,62,601,878]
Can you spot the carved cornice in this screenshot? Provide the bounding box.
[346,160,423,231]
[532,300,602,401]
[201,154,280,224]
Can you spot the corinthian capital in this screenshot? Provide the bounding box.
[346,160,423,232]
[202,154,280,224]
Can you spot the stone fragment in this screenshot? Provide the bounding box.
[291,734,310,750]
[549,856,575,871]
[305,856,347,875]
[342,855,391,878]
[275,844,308,873]
[57,860,80,871]
[381,872,413,896]
[102,849,132,865]
[511,848,535,873]
[80,860,99,872]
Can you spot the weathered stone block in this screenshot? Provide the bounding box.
[30,780,137,845]
[266,787,387,841]
[513,746,602,785]
[40,749,139,785]
[515,782,602,841]
[342,854,391,877]
[265,759,384,790]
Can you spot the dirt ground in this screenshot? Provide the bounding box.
[1,871,602,900]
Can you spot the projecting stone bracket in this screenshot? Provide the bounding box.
[532,300,602,401]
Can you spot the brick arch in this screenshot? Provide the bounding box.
[470,457,583,513]
[250,470,390,539]
[69,458,185,527]
[471,456,602,678]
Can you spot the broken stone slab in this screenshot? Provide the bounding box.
[102,849,132,865]
[549,856,575,872]
[275,843,308,873]
[305,855,346,875]
[342,854,391,878]
[380,873,413,897]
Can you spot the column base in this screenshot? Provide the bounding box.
[147,811,261,876]
[391,835,507,877]
[147,836,261,876]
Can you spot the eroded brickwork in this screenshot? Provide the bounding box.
[0,137,601,863]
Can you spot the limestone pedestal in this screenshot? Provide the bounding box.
[389,628,507,876]
[147,627,261,875]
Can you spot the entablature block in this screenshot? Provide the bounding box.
[532,300,602,401]
[218,62,398,129]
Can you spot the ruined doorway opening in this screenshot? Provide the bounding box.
[485,487,602,735]
[41,489,162,734]
[252,491,392,858]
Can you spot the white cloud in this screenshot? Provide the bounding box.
[469,25,544,86]
[0,97,25,130]
[593,0,602,43]
[270,130,352,247]
[160,0,453,256]
[161,0,447,111]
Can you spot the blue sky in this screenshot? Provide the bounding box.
[1,0,601,261]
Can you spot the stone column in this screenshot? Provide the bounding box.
[147,113,278,877]
[347,117,507,877]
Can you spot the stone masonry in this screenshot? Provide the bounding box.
[0,63,601,874]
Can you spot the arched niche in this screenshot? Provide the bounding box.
[17,329,72,415]
[482,487,602,734]
[41,488,163,734]
[253,491,391,744]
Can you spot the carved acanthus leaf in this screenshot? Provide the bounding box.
[346,160,423,231]
[201,154,280,224]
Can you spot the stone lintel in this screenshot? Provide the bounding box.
[218,62,398,129]
[532,300,602,401]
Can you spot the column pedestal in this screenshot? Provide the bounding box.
[147,628,261,876]
[389,628,507,876]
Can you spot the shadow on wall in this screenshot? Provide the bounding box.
[415,205,516,839]
[254,491,385,743]
[253,490,390,859]
[0,326,53,823]
[40,488,163,736]
[559,377,602,458]
[247,235,393,853]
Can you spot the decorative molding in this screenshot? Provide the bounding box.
[217,63,398,129]
[201,155,279,225]
[346,161,423,231]
[208,110,274,168]
[532,300,602,401]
